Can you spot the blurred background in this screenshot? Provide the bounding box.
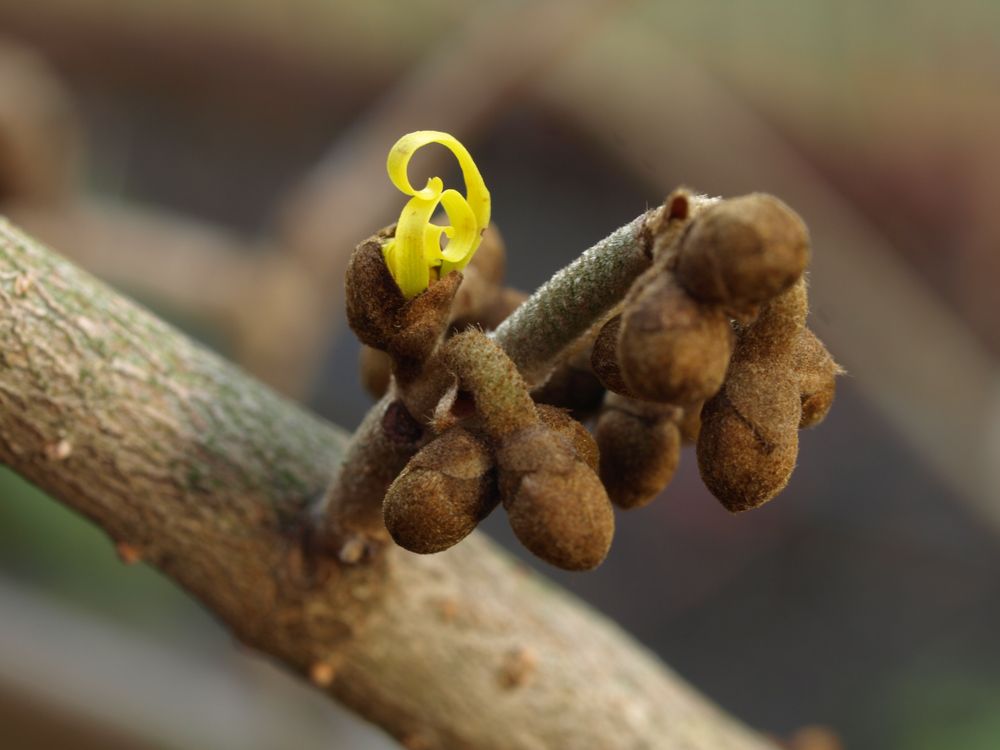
[0,1,998,748]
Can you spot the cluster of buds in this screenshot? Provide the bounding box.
[590,190,841,511]
[349,235,610,569]
[345,133,839,571]
[384,331,612,571]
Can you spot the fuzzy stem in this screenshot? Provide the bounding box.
[442,330,538,440]
[491,211,656,386]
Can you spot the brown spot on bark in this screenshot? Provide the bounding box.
[499,646,538,689]
[115,541,142,565]
[45,438,72,461]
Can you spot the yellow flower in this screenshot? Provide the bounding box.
[382,131,490,299]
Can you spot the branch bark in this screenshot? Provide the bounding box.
[0,218,775,750]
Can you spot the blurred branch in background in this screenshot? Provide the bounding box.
[0,37,330,395]
[0,577,393,750]
[0,38,79,204]
[6,198,263,333]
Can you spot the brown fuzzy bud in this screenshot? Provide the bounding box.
[497,425,613,571]
[345,229,405,349]
[536,403,599,472]
[619,275,733,404]
[697,281,807,512]
[697,367,800,512]
[441,331,612,568]
[647,187,703,260]
[596,394,681,509]
[733,276,808,363]
[383,428,497,554]
[792,328,841,429]
[590,315,633,397]
[359,345,392,399]
[346,229,460,387]
[675,194,809,312]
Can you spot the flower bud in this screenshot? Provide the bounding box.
[619,275,733,404]
[383,428,497,554]
[792,328,841,429]
[675,193,809,312]
[497,425,613,571]
[697,281,806,511]
[697,366,800,512]
[596,394,681,509]
[345,230,405,349]
[590,315,633,398]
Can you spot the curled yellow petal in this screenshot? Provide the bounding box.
[382,131,491,298]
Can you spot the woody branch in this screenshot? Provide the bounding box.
[0,218,777,750]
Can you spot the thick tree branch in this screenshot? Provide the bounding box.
[3,197,334,395]
[0,218,775,749]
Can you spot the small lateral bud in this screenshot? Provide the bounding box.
[383,428,497,554]
[596,394,681,509]
[619,275,733,404]
[675,193,809,312]
[14,273,33,297]
[697,281,807,512]
[497,425,613,571]
[345,231,406,349]
[646,188,698,259]
[697,368,800,512]
[792,327,841,429]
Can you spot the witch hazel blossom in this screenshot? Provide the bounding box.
[381,130,491,299]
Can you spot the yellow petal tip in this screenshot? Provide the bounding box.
[383,131,491,298]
